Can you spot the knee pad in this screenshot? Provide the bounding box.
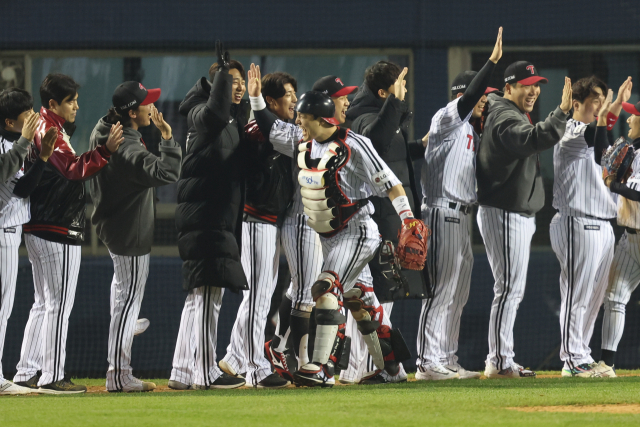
[312,271,346,326]
[311,271,343,301]
[344,283,382,334]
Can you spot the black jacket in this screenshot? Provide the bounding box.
[477,94,569,216]
[175,72,250,292]
[346,85,428,301]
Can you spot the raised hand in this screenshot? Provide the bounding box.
[39,127,57,162]
[105,122,125,153]
[560,77,572,113]
[21,110,40,141]
[422,131,430,147]
[597,89,614,126]
[391,67,408,101]
[614,77,632,105]
[215,40,230,71]
[150,105,172,140]
[247,63,262,98]
[489,27,503,64]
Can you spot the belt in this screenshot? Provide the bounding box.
[626,227,638,235]
[585,214,612,221]
[424,197,473,215]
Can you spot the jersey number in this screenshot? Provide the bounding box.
[466,134,474,151]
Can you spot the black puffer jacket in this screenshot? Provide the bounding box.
[346,84,429,301]
[175,71,250,292]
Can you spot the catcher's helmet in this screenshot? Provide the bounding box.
[295,91,339,125]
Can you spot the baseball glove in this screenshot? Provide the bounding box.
[602,136,634,184]
[395,218,430,270]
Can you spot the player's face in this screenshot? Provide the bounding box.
[268,83,297,121]
[472,94,488,118]
[627,114,640,140]
[4,109,32,133]
[230,69,246,104]
[50,93,79,123]
[332,95,350,124]
[130,104,153,128]
[575,87,604,123]
[508,83,540,113]
[296,112,324,140]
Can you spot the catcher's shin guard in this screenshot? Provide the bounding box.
[310,272,346,366]
[344,284,385,371]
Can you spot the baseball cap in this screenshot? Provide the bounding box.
[504,61,548,86]
[451,71,499,96]
[622,101,640,116]
[113,81,161,113]
[312,76,358,98]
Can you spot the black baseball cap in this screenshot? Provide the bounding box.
[451,71,499,96]
[113,81,161,113]
[504,61,548,86]
[312,76,358,98]
[623,101,640,116]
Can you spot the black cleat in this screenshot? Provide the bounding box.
[256,373,290,389]
[39,377,86,394]
[14,371,41,390]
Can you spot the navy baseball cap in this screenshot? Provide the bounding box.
[623,101,640,116]
[113,81,161,113]
[451,71,499,96]
[312,76,358,98]
[504,61,548,86]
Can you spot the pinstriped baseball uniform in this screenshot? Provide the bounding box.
[602,154,640,352]
[0,136,29,384]
[417,97,475,370]
[550,118,616,369]
[222,222,280,386]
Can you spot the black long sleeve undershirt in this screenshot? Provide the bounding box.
[583,123,610,165]
[610,181,640,201]
[456,60,496,120]
[13,157,46,199]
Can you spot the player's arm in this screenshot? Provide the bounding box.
[0,110,40,184]
[247,63,299,157]
[609,181,640,201]
[456,27,502,120]
[606,77,632,130]
[13,127,57,199]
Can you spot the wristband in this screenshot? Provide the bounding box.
[606,112,619,131]
[392,195,413,221]
[250,95,267,111]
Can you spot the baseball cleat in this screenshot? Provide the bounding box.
[168,380,192,390]
[415,365,460,381]
[445,363,481,379]
[193,373,245,390]
[561,363,599,378]
[0,381,35,395]
[591,361,617,378]
[134,318,150,336]
[13,371,41,390]
[39,377,87,394]
[109,377,156,393]
[264,340,294,382]
[359,373,390,385]
[338,377,355,385]
[256,373,290,389]
[219,360,245,379]
[293,363,335,388]
[485,361,536,379]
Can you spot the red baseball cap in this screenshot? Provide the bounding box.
[113,81,161,113]
[312,76,358,98]
[622,101,640,116]
[504,61,548,86]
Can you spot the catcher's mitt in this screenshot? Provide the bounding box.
[602,137,634,183]
[395,218,430,270]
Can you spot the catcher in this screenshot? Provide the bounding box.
[248,63,428,387]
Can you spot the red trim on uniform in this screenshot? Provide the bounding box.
[23,224,70,235]
[606,112,619,131]
[383,351,396,362]
[243,205,277,223]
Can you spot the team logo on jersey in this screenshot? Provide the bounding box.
[445,217,460,224]
[335,77,344,86]
[584,225,600,231]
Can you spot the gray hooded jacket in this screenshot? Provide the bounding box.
[89,118,182,255]
[476,93,569,216]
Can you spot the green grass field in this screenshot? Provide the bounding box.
[2,373,640,426]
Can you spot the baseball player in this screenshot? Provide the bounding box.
[417,28,502,381]
[550,76,631,378]
[599,98,640,377]
[248,64,419,387]
[13,74,124,394]
[89,82,182,392]
[0,89,56,395]
[476,62,572,378]
[218,72,296,389]
[264,75,358,382]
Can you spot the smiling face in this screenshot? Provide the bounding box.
[573,87,604,124]
[50,93,79,123]
[472,94,489,118]
[230,68,246,104]
[628,114,640,140]
[505,82,540,113]
[332,95,350,124]
[267,83,297,121]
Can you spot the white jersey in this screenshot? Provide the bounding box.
[617,152,640,229]
[0,136,29,229]
[552,119,616,219]
[422,98,477,206]
[268,120,401,219]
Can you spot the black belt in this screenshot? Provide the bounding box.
[626,227,637,235]
[449,202,472,215]
[585,214,611,221]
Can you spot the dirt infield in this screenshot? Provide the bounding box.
[509,404,640,414]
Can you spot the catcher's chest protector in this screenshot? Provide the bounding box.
[297,128,365,238]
